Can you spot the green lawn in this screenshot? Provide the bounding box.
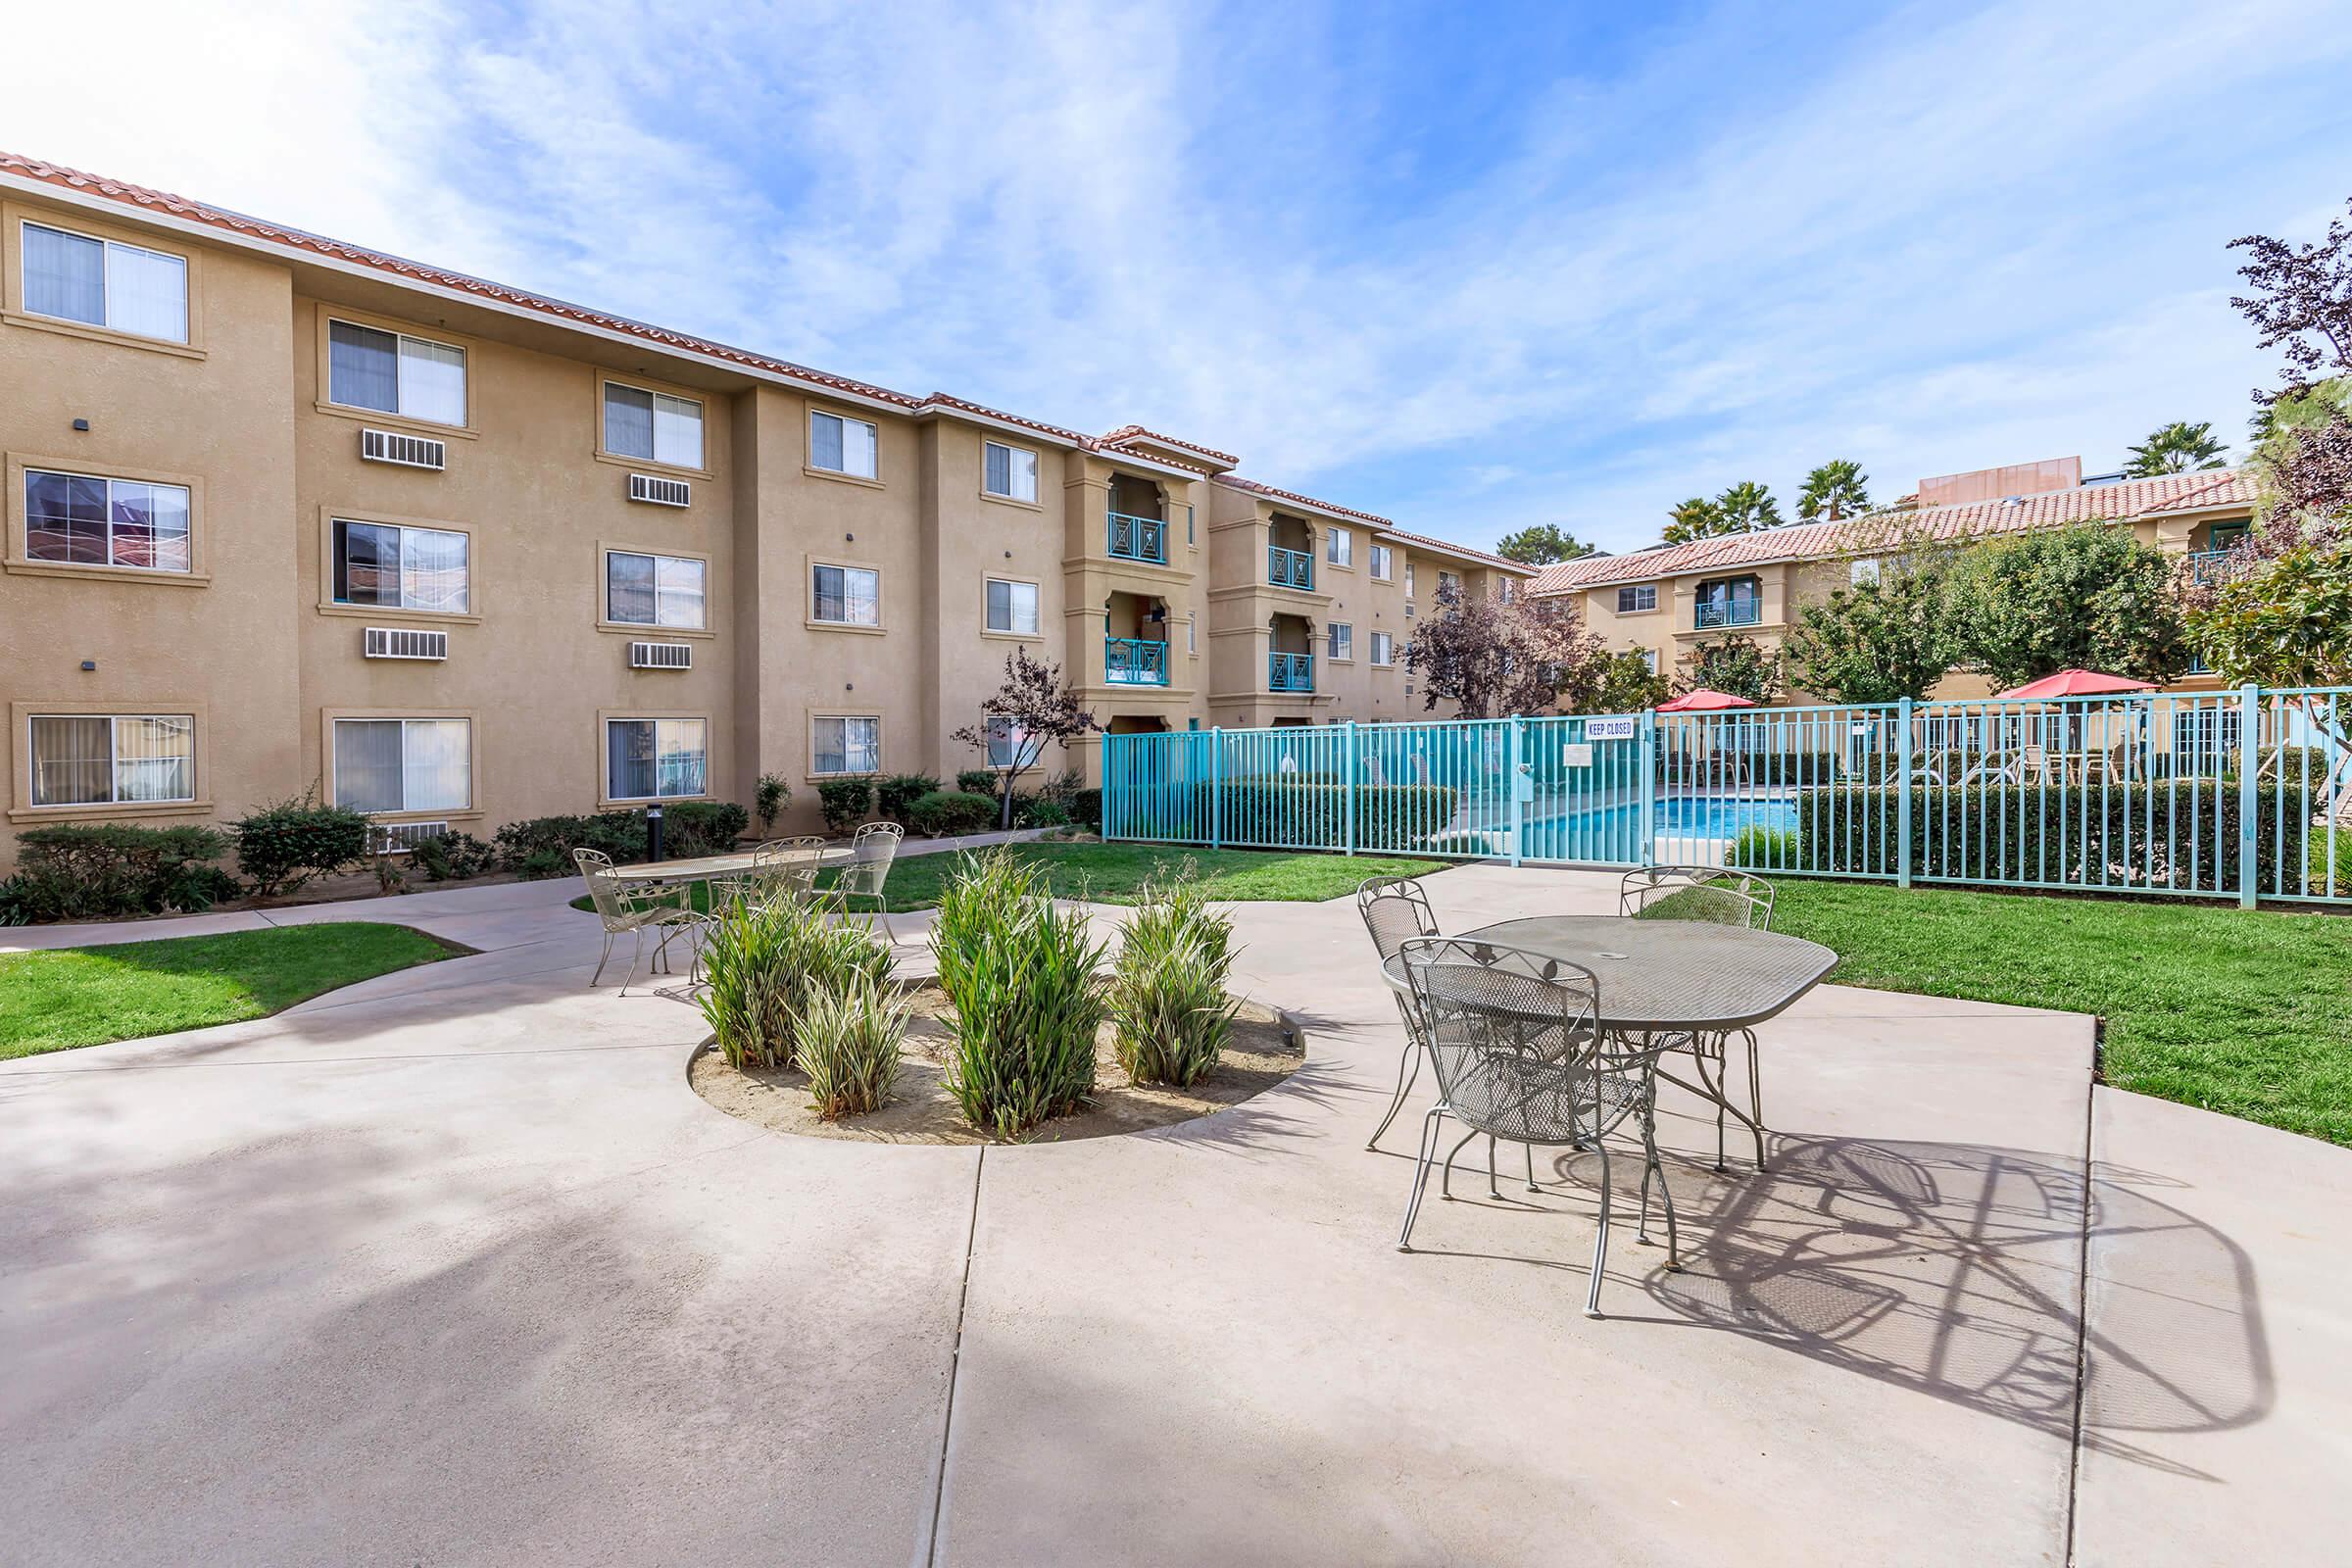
[1749,880,2352,1147]
[0,922,455,1060]
[570,843,1446,915]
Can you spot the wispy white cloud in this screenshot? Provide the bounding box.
[4,0,2347,554]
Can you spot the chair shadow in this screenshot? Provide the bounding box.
[1428,1132,2270,1479]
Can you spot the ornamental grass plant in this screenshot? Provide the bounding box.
[1110,867,1240,1087]
[699,891,894,1072]
[797,977,911,1118]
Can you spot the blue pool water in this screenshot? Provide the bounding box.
[1527,795,1797,857]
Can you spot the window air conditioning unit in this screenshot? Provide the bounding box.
[364,625,449,661]
[629,640,693,670]
[360,427,448,470]
[628,472,692,507]
[372,820,450,853]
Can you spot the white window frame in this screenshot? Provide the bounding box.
[811,714,881,777]
[1641,648,1660,673]
[1327,525,1353,567]
[325,318,468,426]
[982,440,1039,503]
[331,717,473,814]
[331,518,471,614]
[19,220,189,343]
[23,467,193,574]
[985,715,1034,769]
[605,716,709,801]
[984,576,1039,635]
[809,410,879,479]
[25,712,196,808]
[810,562,882,626]
[603,382,705,469]
[1329,621,1354,661]
[1369,543,1394,581]
[604,550,707,629]
[1370,630,1395,666]
[1187,615,1198,656]
[1405,563,1418,598]
[1616,583,1658,613]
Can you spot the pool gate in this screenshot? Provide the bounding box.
[1100,686,2352,907]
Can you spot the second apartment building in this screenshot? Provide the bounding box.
[0,154,1526,856]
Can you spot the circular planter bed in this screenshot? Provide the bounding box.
[688,982,1303,1144]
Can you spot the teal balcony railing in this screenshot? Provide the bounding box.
[1105,636,1169,685]
[1269,651,1314,692]
[1107,510,1166,564]
[1695,600,1761,630]
[2186,548,2232,585]
[1268,544,1313,590]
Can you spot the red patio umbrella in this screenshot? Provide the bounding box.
[1996,668,2156,700]
[1655,688,1758,712]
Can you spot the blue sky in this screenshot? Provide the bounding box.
[9,0,2351,553]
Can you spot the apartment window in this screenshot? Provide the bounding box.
[327,319,466,426]
[1616,583,1657,613]
[604,383,704,468]
[24,468,191,572]
[1849,557,1882,587]
[1328,622,1353,661]
[27,714,193,807]
[1498,578,1515,603]
[985,716,1033,768]
[1369,544,1393,581]
[811,563,880,626]
[984,441,1038,503]
[1187,615,1197,656]
[21,221,188,343]
[332,520,470,613]
[606,551,706,629]
[1327,526,1353,567]
[1439,570,1460,598]
[607,717,708,799]
[1370,630,1395,666]
[1405,563,1417,598]
[812,715,880,776]
[809,411,878,478]
[1695,574,1762,629]
[1641,649,1660,673]
[333,718,471,813]
[985,577,1039,635]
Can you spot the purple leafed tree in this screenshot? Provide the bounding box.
[1402,583,1608,718]
[953,648,1100,829]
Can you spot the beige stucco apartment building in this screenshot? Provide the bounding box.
[1533,457,2258,703]
[0,154,1528,858]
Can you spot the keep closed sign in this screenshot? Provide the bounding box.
[1585,715,1639,742]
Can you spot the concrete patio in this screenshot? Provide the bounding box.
[2,863,2343,1566]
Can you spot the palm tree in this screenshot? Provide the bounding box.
[1714,480,1783,533]
[1662,496,1725,545]
[2124,420,2229,475]
[1798,459,1873,520]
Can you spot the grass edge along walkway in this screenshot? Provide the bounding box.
[569,842,1446,915]
[1753,879,2352,1149]
[0,921,457,1060]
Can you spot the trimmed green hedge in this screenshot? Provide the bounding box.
[1781,782,2321,894]
[1114,782,1458,850]
[1,823,238,921]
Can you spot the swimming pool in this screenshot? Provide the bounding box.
[1522,794,1798,859]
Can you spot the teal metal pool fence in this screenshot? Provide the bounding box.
[1101,686,2352,907]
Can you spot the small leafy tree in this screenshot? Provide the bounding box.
[1679,635,1784,705]
[953,648,1099,829]
[2124,419,2229,475]
[1941,524,2188,690]
[1782,567,1954,703]
[1565,649,1670,714]
[1494,522,1597,565]
[754,772,791,835]
[1404,583,1607,718]
[1797,460,1873,521]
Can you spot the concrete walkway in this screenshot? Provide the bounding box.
[1,863,2343,1565]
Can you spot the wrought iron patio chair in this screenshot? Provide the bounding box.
[713,836,824,907]
[574,847,711,994]
[1396,937,1676,1318]
[1618,865,1775,1173]
[833,821,904,940]
[1358,874,1441,1150]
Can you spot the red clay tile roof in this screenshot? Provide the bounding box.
[0,150,1517,566]
[1377,527,1538,575]
[1530,469,2260,595]
[1214,474,1394,527]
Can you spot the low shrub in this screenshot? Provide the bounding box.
[228,799,370,898]
[876,773,943,826]
[1110,869,1239,1087]
[908,790,998,837]
[1071,788,1102,831]
[8,822,238,920]
[514,847,570,880]
[956,768,1000,797]
[755,771,792,835]
[818,778,875,834]
[1015,795,1073,829]
[932,850,1107,1138]
[1726,826,1799,869]
[663,800,749,858]
[409,830,498,881]
[698,892,896,1071]
[797,978,912,1118]
[494,811,644,872]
